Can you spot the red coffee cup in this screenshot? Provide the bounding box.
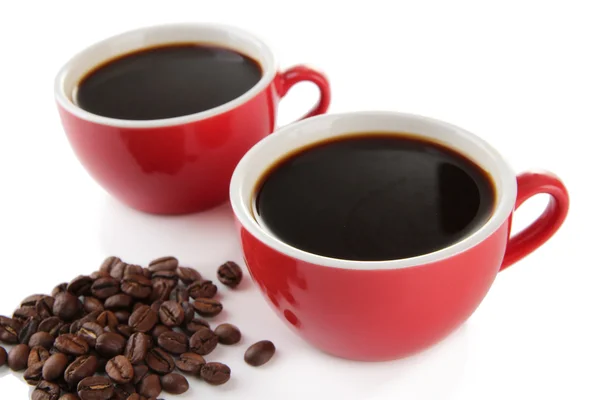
[230,111,569,361]
[55,23,330,215]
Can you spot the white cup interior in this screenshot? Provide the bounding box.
[54,23,277,128]
[230,111,518,270]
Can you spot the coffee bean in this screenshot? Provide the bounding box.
[192,298,223,317]
[160,373,189,394]
[76,322,104,347]
[137,373,161,398]
[115,310,131,324]
[188,280,217,299]
[38,317,64,337]
[8,343,29,370]
[245,340,276,366]
[180,302,195,324]
[83,297,104,314]
[77,376,114,400]
[173,287,189,303]
[110,262,127,281]
[121,275,152,299]
[24,361,45,385]
[32,380,60,400]
[149,301,162,314]
[125,332,149,365]
[64,355,98,385]
[13,306,38,324]
[217,261,243,288]
[106,355,134,384]
[70,311,101,335]
[42,353,69,381]
[58,323,71,335]
[67,275,94,296]
[116,324,133,338]
[125,395,145,400]
[176,266,202,285]
[158,301,184,327]
[148,256,178,272]
[36,297,55,319]
[53,292,82,322]
[91,277,120,300]
[95,332,126,358]
[55,334,89,356]
[201,362,231,385]
[104,294,133,310]
[129,306,158,333]
[142,268,152,279]
[29,332,55,349]
[152,270,179,285]
[146,348,175,375]
[21,294,47,307]
[19,316,41,344]
[59,394,79,400]
[214,323,241,345]
[52,284,68,297]
[124,264,144,276]
[157,331,188,354]
[175,352,205,374]
[96,311,119,329]
[184,318,210,334]
[132,364,149,385]
[189,327,218,355]
[150,280,173,303]
[28,346,50,367]
[151,325,171,344]
[113,383,136,400]
[0,315,21,344]
[100,256,122,275]
[0,346,6,366]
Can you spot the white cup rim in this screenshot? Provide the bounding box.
[54,22,278,129]
[230,111,517,271]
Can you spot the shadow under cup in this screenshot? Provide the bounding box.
[230,111,569,361]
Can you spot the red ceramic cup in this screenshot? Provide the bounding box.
[230,111,569,361]
[55,23,330,215]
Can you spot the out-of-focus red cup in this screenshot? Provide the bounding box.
[55,23,330,215]
[230,111,569,361]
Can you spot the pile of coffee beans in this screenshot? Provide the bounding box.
[0,256,276,399]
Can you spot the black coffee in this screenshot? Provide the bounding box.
[76,44,262,120]
[255,134,495,261]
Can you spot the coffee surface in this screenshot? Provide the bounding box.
[255,134,495,261]
[76,44,262,120]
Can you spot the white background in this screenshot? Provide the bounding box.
[1,1,598,399]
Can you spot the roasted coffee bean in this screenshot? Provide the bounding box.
[121,275,152,299]
[176,266,202,285]
[32,380,60,400]
[188,280,217,299]
[21,294,47,307]
[145,348,175,375]
[36,297,55,319]
[83,297,104,314]
[76,322,104,347]
[129,306,158,333]
[125,395,145,400]
[201,362,231,385]
[96,311,119,329]
[172,287,189,303]
[29,332,55,349]
[157,331,188,354]
[150,301,163,314]
[95,332,126,358]
[124,264,144,276]
[149,280,173,303]
[90,270,109,279]
[0,346,7,366]
[192,298,222,317]
[175,352,205,374]
[70,311,101,335]
[158,301,184,327]
[59,394,79,400]
[18,316,41,344]
[245,340,276,366]
[184,318,210,334]
[53,292,81,322]
[42,353,69,381]
[77,376,114,400]
[38,317,64,337]
[217,261,243,288]
[24,361,45,385]
[142,268,152,279]
[125,332,149,365]
[110,262,127,281]
[214,323,241,345]
[67,275,94,296]
[189,327,218,355]
[52,284,68,297]
[58,323,71,335]
[160,373,189,394]
[113,383,136,400]
[148,256,178,272]
[152,270,179,284]
[64,355,98,385]
[180,302,194,324]
[151,325,171,343]
[100,256,122,275]
[55,334,89,356]
[117,324,133,338]
[106,355,134,384]
[91,277,120,300]
[8,343,30,370]
[138,373,161,398]
[28,346,50,367]
[0,315,21,344]
[115,310,131,324]
[133,364,149,385]
[13,306,38,323]
[105,294,133,310]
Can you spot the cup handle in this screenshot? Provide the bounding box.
[500,171,569,271]
[276,65,331,123]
